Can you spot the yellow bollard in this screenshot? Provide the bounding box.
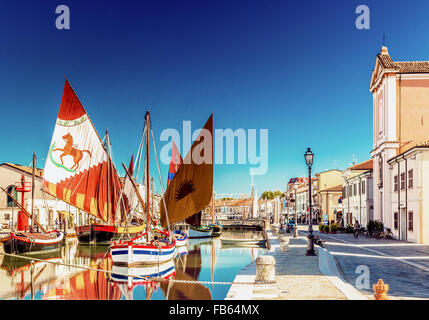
[373,279,389,300]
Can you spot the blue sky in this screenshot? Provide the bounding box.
[1,0,429,196]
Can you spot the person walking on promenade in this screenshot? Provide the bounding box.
[354,220,360,239]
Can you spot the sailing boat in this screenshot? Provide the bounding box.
[167,141,188,247]
[113,155,146,240]
[1,153,64,254]
[110,111,176,266]
[160,114,214,238]
[42,79,127,244]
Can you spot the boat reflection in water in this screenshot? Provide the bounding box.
[43,242,121,300]
[110,260,176,300]
[0,231,265,300]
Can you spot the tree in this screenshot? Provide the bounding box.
[260,190,283,200]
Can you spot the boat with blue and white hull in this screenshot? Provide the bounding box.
[111,232,176,266]
[173,229,188,247]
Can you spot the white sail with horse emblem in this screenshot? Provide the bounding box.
[43,79,123,223]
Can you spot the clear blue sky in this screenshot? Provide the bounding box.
[1,0,429,196]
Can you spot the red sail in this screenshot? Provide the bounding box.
[43,79,124,223]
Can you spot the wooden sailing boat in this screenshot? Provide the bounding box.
[160,114,214,234]
[110,111,176,266]
[42,79,127,244]
[1,153,64,254]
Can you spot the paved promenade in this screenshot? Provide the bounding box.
[226,229,366,300]
[312,230,429,299]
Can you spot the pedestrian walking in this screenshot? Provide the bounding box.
[354,220,360,238]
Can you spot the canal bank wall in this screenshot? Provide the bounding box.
[225,228,367,300]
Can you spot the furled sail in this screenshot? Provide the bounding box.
[167,140,183,187]
[160,114,213,227]
[43,79,123,224]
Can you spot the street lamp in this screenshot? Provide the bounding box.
[305,147,316,256]
[293,182,298,238]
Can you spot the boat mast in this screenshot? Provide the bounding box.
[145,111,150,242]
[106,129,111,225]
[151,177,154,219]
[212,192,215,224]
[31,152,36,232]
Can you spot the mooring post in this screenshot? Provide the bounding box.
[255,255,276,284]
[279,235,290,252]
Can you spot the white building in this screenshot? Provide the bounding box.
[387,143,429,243]
[342,160,374,227]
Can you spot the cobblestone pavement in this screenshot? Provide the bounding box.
[253,233,347,300]
[303,228,429,299]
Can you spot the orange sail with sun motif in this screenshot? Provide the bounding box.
[43,79,124,224]
[160,114,213,227]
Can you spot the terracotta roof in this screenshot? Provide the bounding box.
[1,163,44,178]
[394,61,429,73]
[377,53,396,69]
[349,159,373,171]
[377,47,429,73]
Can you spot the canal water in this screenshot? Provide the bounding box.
[0,230,266,300]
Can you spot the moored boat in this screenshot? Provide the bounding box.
[1,230,64,255]
[188,226,213,238]
[173,229,188,247]
[75,224,116,244]
[111,232,176,266]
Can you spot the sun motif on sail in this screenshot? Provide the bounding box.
[50,133,92,172]
[175,180,196,201]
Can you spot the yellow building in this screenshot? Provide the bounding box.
[315,169,342,224]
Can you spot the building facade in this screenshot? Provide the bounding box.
[342,159,374,227]
[315,169,343,224]
[370,46,429,243]
[387,143,429,243]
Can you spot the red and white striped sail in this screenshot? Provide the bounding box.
[43,79,123,223]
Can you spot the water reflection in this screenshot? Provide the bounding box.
[0,231,266,300]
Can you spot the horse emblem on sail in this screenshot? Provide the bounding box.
[51,133,92,171]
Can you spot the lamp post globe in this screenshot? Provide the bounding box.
[304,148,316,256]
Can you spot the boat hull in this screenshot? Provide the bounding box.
[111,236,176,266]
[173,229,188,247]
[1,231,64,255]
[188,227,213,239]
[76,224,116,244]
[112,224,146,240]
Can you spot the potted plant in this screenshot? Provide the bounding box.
[318,224,324,232]
[330,223,339,234]
[345,224,354,233]
[323,224,330,233]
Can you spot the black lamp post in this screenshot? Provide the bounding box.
[293,182,298,238]
[305,147,316,256]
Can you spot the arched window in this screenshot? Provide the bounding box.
[6,185,17,207]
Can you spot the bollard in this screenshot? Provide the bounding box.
[255,255,276,284]
[278,236,290,252]
[373,279,389,300]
